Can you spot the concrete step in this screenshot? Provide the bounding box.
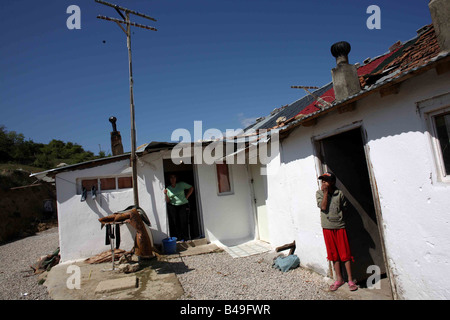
[94,276,138,294]
[176,238,208,250]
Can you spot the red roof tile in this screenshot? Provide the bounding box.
[292,50,395,119]
[290,24,441,121]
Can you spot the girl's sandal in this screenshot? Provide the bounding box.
[348,281,358,291]
[329,280,345,291]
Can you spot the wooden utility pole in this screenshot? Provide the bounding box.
[96,0,157,208]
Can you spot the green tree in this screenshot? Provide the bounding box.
[1,125,108,170]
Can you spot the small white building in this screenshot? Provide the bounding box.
[32,142,261,263]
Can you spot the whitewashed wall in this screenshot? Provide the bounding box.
[265,68,450,299]
[196,164,255,245]
[55,152,167,262]
[55,149,257,262]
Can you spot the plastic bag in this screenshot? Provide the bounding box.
[272,255,300,272]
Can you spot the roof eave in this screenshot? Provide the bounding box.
[30,153,132,181]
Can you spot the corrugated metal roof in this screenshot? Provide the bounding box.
[30,153,131,181]
[31,141,179,180]
[244,83,334,132]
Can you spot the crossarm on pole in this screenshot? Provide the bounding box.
[97,15,157,31]
[95,0,157,22]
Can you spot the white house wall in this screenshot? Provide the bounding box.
[196,164,255,245]
[55,149,257,262]
[265,68,450,299]
[56,152,168,262]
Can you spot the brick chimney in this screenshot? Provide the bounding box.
[109,116,124,156]
[330,41,361,102]
[429,0,450,53]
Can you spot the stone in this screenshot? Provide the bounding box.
[118,263,141,274]
[94,276,138,294]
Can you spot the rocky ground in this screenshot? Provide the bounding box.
[0,227,58,300]
[0,227,351,300]
[167,250,344,300]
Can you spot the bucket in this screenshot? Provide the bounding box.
[162,237,177,254]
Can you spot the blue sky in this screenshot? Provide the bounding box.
[1,0,431,155]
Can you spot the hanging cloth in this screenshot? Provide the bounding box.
[105,224,111,245]
[105,224,115,245]
[115,223,121,249]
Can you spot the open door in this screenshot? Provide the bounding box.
[163,159,204,240]
[316,127,390,289]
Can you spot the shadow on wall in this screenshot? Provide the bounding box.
[142,171,167,243]
[54,175,78,204]
[86,191,137,244]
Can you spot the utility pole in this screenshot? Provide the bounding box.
[96,0,157,208]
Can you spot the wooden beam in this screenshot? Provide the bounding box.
[10,183,42,190]
[275,240,296,255]
[301,118,318,127]
[379,83,401,97]
[436,59,450,75]
[338,101,356,114]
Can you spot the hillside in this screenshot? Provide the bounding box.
[0,125,107,243]
[0,167,57,243]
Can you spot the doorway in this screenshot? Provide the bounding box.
[163,159,204,240]
[316,127,390,287]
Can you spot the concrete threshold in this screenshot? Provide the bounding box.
[325,276,393,300]
[160,238,223,259]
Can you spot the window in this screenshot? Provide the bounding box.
[118,176,133,189]
[216,163,232,194]
[433,112,450,176]
[418,92,450,183]
[81,179,98,191]
[79,176,132,194]
[100,178,116,191]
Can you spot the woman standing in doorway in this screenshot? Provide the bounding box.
[164,174,194,241]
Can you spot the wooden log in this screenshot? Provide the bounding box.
[125,208,154,258]
[85,249,126,264]
[98,208,154,258]
[275,240,296,255]
[98,211,131,224]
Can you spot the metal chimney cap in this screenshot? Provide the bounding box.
[109,116,118,132]
[331,41,351,58]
